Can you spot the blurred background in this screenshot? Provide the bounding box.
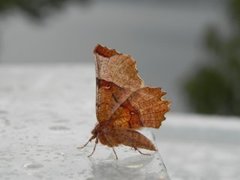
[1,0,240,115]
[1,1,240,179]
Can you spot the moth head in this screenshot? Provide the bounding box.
[91,123,100,136]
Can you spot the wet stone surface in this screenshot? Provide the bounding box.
[1,65,240,180]
[0,65,170,180]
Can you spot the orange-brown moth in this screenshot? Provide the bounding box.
[80,44,170,159]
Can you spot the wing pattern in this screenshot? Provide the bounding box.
[94,44,170,129]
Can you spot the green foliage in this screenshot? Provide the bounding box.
[184,0,240,116]
[229,0,240,29]
[185,67,236,115]
[0,0,88,20]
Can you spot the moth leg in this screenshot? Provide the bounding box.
[112,147,118,160]
[134,147,151,156]
[104,135,119,160]
[78,135,96,149]
[88,137,98,157]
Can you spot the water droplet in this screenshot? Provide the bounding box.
[23,162,43,169]
[0,110,8,114]
[56,152,65,156]
[1,117,10,126]
[53,119,70,123]
[49,126,70,131]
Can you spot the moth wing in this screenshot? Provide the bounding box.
[109,87,170,129]
[94,45,144,122]
[103,128,156,151]
[94,44,144,91]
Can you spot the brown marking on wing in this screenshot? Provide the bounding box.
[109,100,143,129]
[110,87,170,129]
[94,44,119,58]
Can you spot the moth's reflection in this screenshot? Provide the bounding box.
[88,154,164,180]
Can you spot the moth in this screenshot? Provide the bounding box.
[80,44,170,159]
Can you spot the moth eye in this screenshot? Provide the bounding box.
[104,84,111,89]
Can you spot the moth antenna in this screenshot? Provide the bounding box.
[112,148,118,160]
[78,135,96,149]
[88,137,98,157]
